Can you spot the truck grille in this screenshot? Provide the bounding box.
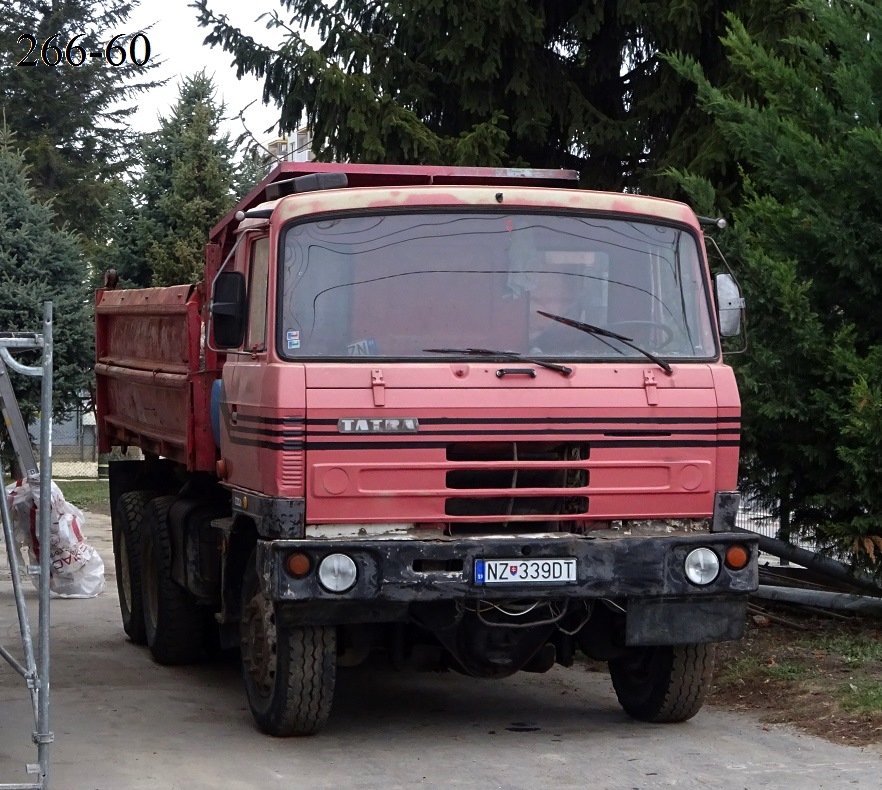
[443,441,590,528]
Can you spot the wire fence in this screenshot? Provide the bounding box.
[735,500,779,538]
[30,396,99,478]
[735,497,820,553]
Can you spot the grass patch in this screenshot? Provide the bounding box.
[840,679,882,714]
[715,654,765,686]
[712,616,882,746]
[766,660,809,682]
[59,480,110,515]
[808,634,882,668]
[715,653,810,687]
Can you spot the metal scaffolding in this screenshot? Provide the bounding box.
[0,303,54,790]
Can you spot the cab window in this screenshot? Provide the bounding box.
[246,236,270,350]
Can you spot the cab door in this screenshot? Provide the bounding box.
[220,233,272,493]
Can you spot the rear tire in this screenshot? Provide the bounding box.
[608,643,716,723]
[240,549,336,736]
[141,495,205,665]
[112,490,155,645]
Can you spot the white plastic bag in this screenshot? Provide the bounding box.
[5,478,106,598]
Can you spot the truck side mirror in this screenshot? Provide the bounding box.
[211,271,247,348]
[715,273,745,337]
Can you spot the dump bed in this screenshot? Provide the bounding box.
[95,283,219,471]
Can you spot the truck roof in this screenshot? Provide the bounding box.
[210,163,579,245]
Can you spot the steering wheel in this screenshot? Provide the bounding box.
[606,321,675,350]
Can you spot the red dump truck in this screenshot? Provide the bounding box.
[96,163,756,736]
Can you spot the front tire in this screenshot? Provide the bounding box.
[112,490,155,644]
[141,495,205,665]
[240,549,336,736]
[608,643,716,723]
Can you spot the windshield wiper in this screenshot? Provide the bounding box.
[423,347,572,376]
[535,311,673,375]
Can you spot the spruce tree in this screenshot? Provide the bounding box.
[0,124,92,431]
[668,0,882,564]
[193,0,805,194]
[92,177,149,287]
[149,92,237,286]
[0,1,160,250]
[116,73,237,286]
[234,148,271,199]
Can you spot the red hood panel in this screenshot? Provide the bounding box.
[301,363,738,526]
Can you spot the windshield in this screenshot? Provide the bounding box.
[278,211,717,360]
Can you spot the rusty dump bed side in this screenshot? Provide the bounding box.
[95,284,218,471]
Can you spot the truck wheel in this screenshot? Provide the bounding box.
[240,549,336,736]
[608,643,716,723]
[140,495,205,665]
[112,490,156,645]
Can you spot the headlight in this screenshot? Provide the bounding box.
[684,547,720,585]
[318,553,358,593]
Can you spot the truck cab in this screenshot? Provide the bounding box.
[97,163,755,736]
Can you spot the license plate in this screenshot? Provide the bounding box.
[475,558,577,585]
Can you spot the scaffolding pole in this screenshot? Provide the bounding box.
[0,303,54,790]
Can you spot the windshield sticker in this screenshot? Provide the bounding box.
[286,329,300,350]
[347,338,377,355]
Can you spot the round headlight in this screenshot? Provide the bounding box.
[684,547,720,585]
[318,553,358,593]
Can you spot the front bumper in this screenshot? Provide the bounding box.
[256,531,758,605]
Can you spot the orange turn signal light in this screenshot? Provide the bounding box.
[287,552,311,577]
[725,544,750,570]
